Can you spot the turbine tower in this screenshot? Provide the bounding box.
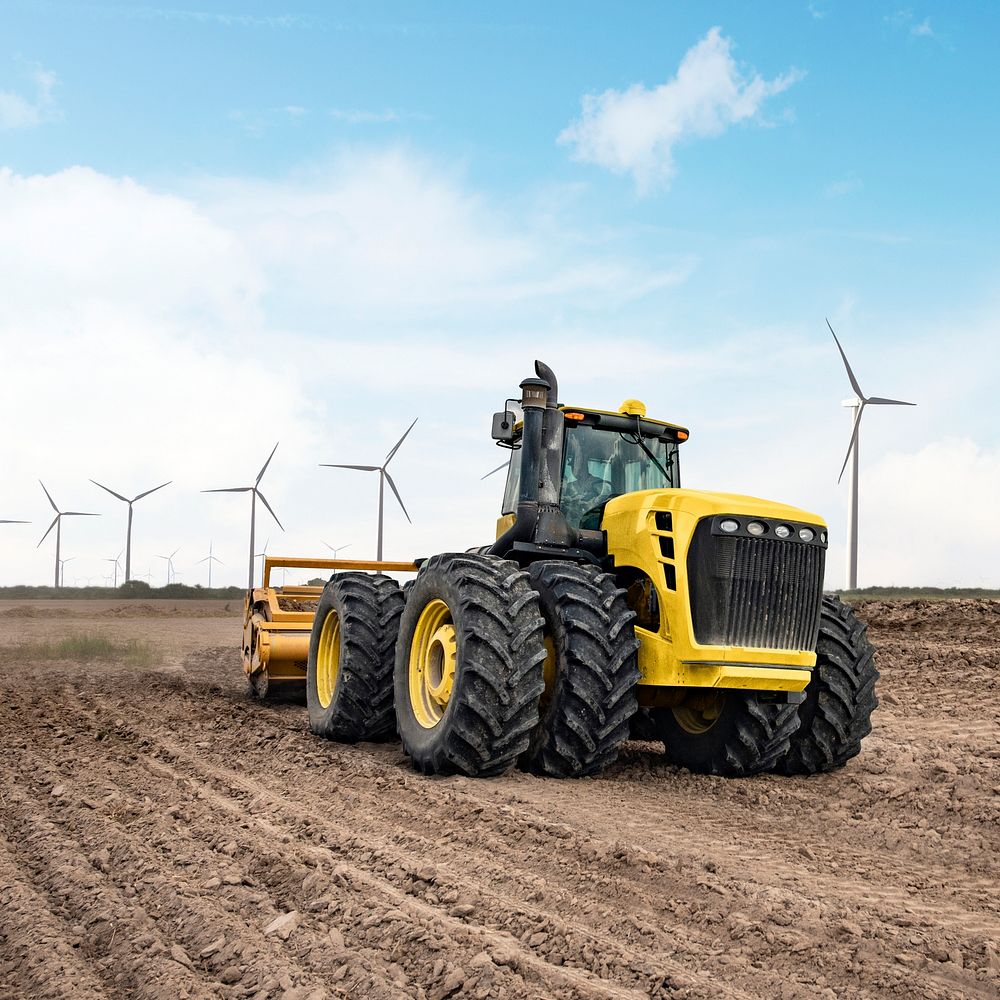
[828,319,916,590]
[36,482,99,588]
[90,479,171,582]
[320,419,417,561]
[203,443,283,590]
[199,540,224,588]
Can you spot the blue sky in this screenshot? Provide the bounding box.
[1,2,998,587]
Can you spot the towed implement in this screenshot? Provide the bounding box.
[245,361,878,778]
[242,556,417,699]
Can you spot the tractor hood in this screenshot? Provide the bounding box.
[603,488,826,529]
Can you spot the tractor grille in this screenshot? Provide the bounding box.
[686,519,825,651]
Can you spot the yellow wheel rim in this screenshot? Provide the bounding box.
[316,610,341,709]
[409,598,457,729]
[672,690,725,735]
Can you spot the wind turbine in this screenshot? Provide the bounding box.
[104,549,124,588]
[482,458,510,480]
[58,557,74,588]
[828,319,916,590]
[36,482,99,588]
[320,419,417,561]
[321,541,352,559]
[156,548,180,585]
[255,538,270,581]
[199,540,224,588]
[203,443,283,589]
[90,479,171,582]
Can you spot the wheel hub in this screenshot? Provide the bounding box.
[409,599,457,729]
[315,611,341,709]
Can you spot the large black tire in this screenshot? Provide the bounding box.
[775,596,879,775]
[520,561,639,777]
[306,573,404,742]
[394,553,546,777]
[652,691,801,776]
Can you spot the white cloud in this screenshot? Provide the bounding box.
[0,62,59,130]
[329,108,400,124]
[863,440,1000,586]
[0,155,995,589]
[911,18,934,38]
[558,27,802,192]
[824,175,863,199]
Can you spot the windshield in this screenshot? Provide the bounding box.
[561,423,678,529]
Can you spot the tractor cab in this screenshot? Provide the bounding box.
[497,399,688,537]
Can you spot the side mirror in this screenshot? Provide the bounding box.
[491,410,515,443]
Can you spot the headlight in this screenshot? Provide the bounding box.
[720,519,739,533]
[798,527,815,542]
[747,521,766,536]
[774,524,792,539]
[821,531,828,544]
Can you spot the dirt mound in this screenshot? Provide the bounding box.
[1,599,998,999]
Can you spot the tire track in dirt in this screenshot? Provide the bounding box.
[87,677,1000,998]
[55,683,991,1000]
[51,690,740,1000]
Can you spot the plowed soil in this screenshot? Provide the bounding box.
[1,599,998,1000]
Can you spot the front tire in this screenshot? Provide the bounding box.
[394,553,546,777]
[306,573,404,742]
[520,561,639,777]
[653,690,800,776]
[775,596,879,775]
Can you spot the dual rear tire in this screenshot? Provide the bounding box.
[307,554,641,779]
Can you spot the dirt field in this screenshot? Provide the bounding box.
[1,598,998,1000]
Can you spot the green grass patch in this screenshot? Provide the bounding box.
[14,634,156,667]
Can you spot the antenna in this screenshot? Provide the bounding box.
[827,319,916,590]
[198,540,225,588]
[36,482,99,588]
[203,443,283,590]
[320,419,417,561]
[90,478,170,582]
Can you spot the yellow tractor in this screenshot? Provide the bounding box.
[272,361,876,777]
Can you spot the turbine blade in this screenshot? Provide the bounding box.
[826,319,866,401]
[384,417,419,467]
[256,442,279,485]
[838,404,866,484]
[202,487,251,493]
[255,490,284,531]
[37,515,59,547]
[383,470,412,524]
[319,464,380,472]
[0,519,30,524]
[39,480,58,512]
[481,460,510,480]
[133,481,172,502]
[90,480,128,503]
[198,556,209,563]
[867,396,917,406]
[63,512,100,517]
[171,547,180,558]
